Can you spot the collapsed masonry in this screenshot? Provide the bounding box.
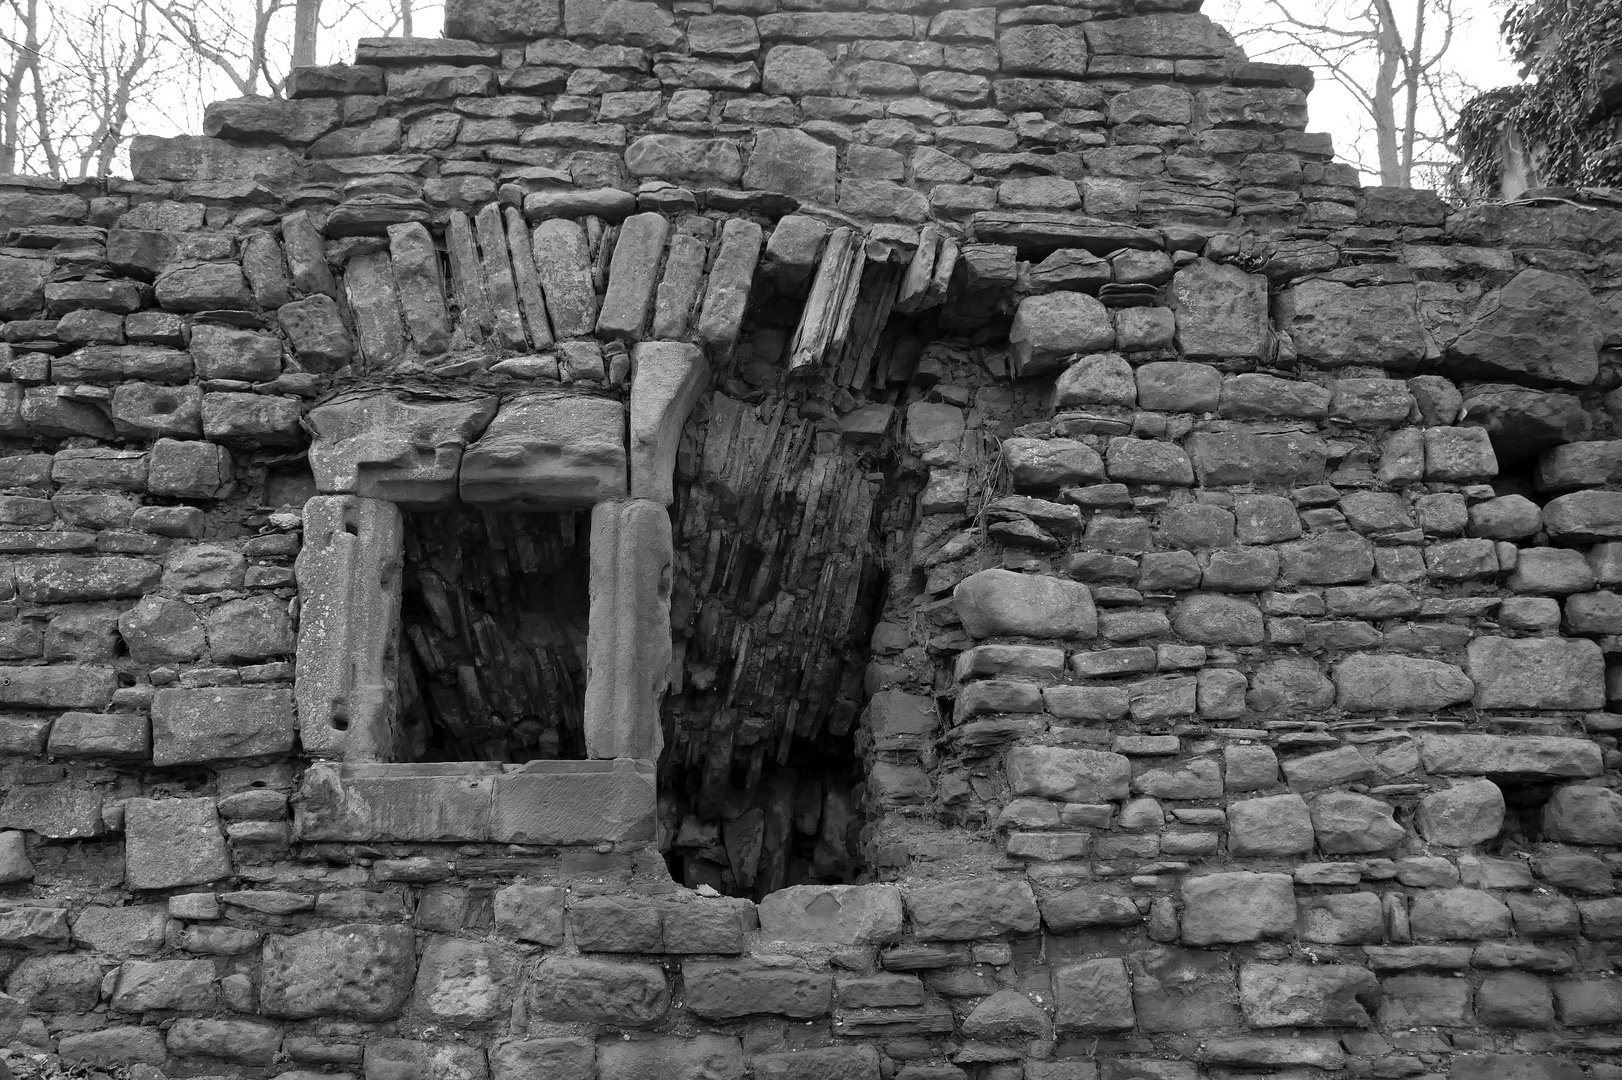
[0,1,1618,1079]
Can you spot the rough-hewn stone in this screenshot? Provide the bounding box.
[151,687,295,766]
[1180,872,1296,945]
[1448,269,1604,387]
[954,569,1097,639]
[905,878,1040,941]
[527,957,668,1026]
[1466,637,1607,710]
[260,924,416,1020]
[123,798,231,890]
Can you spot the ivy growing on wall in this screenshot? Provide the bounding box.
[1456,0,1622,195]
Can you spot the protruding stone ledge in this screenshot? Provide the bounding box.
[292,758,656,844]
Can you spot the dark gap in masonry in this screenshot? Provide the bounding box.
[656,543,890,898]
[397,508,591,763]
[1490,777,1561,849]
[652,302,917,898]
[1492,457,1543,504]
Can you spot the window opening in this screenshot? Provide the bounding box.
[396,508,589,762]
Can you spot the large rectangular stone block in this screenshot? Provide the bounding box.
[151,687,295,766]
[292,759,656,845]
[1418,734,1603,778]
[904,878,1040,941]
[530,218,598,338]
[0,784,104,838]
[14,557,159,602]
[293,762,499,842]
[124,798,231,890]
[489,759,656,844]
[1186,430,1328,486]
[528,956,669,1027]
[0,664,116,709]
[584,500,673,760]
[683,959,832,1019]
[295,496,404,761]
[1466,637,1607,711]
[307,392,497,507]
[1006,745,1130,802]
[459,392,628,509]
[1278,281,1425,369]
[260,924,417,1020]
[1170,259,1270,360]
[757,884,904,945]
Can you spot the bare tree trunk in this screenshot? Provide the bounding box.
[1370,0,1403,185]
[0,0,38,173]
[27,68,55,175]
[1229,0,1465,189]
[399,0,411,36]
[293,0,319,68]
[1402,0,1427,183]
[92,3,154,175]
[19,0,58,177]
[144,0,292,97]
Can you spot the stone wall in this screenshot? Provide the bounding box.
[0,1,1618,1079]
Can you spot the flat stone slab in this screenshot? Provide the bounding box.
[1418,734,1603,778]
[293,759,655,844]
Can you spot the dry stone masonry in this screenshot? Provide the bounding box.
[0,1,1617,1079]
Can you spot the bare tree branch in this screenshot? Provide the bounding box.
[1216,0,1473,187]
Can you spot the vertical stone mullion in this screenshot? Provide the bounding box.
[584,499,673,761]
[294,495,404,761]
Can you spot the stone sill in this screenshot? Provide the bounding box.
[291,758,655,844]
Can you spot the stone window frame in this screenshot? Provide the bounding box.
[288,343,709,846]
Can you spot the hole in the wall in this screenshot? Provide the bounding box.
[1488,777,1559,850]
[265,464,318,509]
[654,286,925,898]
[662,717,873,899]
[1492,458,1542,503]
[395,507,589,763]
